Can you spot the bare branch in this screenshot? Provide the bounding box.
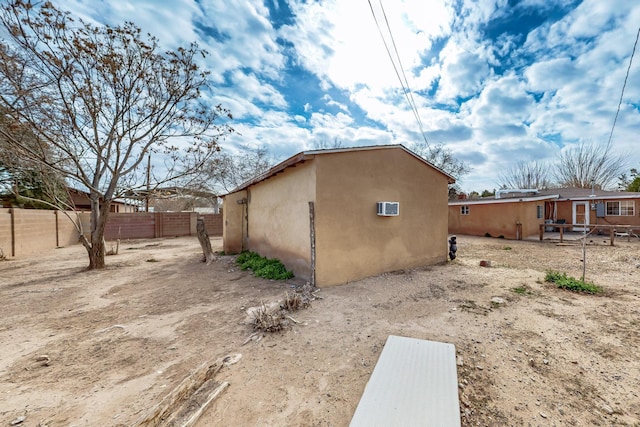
[553,141,628,190]
[497,160,552,190]
[0,1,233,268]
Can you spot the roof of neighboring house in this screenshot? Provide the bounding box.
[449,194,559,206]
[449,187,640,206]
[123,186,218,199]
[225,144,456,195]
[537,187,640,200]
[67,187,133,206]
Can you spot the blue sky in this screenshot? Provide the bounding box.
[61,0,640,192]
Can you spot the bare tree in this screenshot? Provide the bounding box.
[497,160,552,190]
[313,138,344,149]
[553,141,627,190]
[0,111,69,208]
[408,141,470,180]
[202,145,274,194]
[0,1,233,269]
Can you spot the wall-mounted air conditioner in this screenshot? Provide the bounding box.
[377,201,399,216]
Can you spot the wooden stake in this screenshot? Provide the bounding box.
[197,217,214,264]
[308,201,316,287]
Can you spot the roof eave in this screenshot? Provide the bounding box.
[222,144,457,196]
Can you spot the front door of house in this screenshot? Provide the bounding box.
[572,201,590,231]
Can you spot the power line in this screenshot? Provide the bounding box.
[367,0,430,149]
[377,0,428,148]
[607,26,639,147]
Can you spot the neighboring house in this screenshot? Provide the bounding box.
[537,187,640,231]
[1,187,138,212]
[223,145,455,287]
[68,188,139,213]
[449,192,558,239]
[449,187,640,239]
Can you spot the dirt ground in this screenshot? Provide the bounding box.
[1,234,639,426]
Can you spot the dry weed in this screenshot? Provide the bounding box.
[250,302,287,332]
[249,285,319,333]
[282,291,303,311]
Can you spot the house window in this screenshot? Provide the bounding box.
[536,205,543,219]
[460,205,469,215]
[606,201,635,216]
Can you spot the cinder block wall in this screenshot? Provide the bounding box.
[0,209,12,257]
[202,214,223,236]
[56,211,84,247]
[12,209,57,257]
[0,208,223,258]
[104,213,156,240]
[157,212,194,237]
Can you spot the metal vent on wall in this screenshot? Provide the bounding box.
[377,202,399,216]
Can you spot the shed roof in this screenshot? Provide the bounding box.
[225,144,456,195]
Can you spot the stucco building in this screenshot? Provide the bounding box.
[449,187,640,239]
[223,145,455,287]
[448,193,558,239]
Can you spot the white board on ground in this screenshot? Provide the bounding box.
[350,335,461,427]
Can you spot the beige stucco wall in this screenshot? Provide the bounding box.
[244,161,316,279]
[448,200,545,239]
[314,149,450,287]
[223,162,317,277]
[222,190,247,254]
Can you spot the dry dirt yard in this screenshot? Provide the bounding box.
[0,235,639,426]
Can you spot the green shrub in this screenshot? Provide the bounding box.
[511,285,532,295]
[254,262,294,280]
[544,270,602,294]
[503,246,512,250]
[484,232,492,237]
[236,251,294,280]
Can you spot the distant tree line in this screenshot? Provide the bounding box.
[490,141,632,195]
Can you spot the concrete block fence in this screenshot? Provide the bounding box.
[0,208,222,258]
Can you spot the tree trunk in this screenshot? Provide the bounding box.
[197,217,214,264]
[84,196,110,270]
[88,238,106,269]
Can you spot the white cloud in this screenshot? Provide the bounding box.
[230,71,288,109]
[436,43,492,102]
[281,0,454,92]
[35,0,640,192]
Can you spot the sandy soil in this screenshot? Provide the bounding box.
[0,235,639,426]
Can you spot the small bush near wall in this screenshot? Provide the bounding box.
[236,251,294,280]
